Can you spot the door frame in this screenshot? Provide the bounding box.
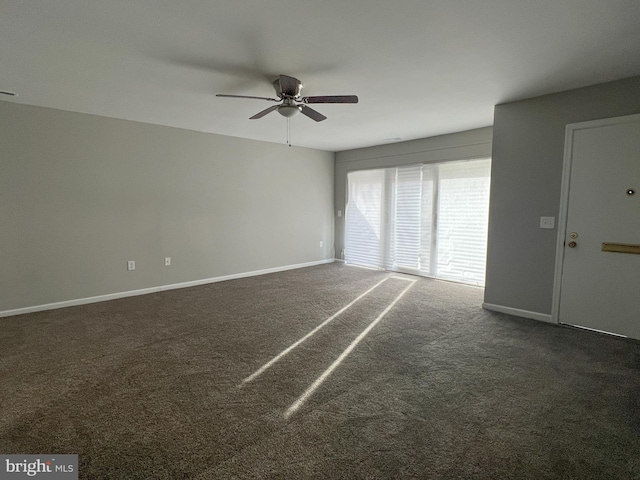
[551,113,640,325]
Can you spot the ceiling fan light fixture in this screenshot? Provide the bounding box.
[278,104,302,118]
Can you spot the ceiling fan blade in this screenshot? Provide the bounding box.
[216,94,279,101]
[303,95,359,104]
[300,105,327,122]
[278,75,300,97]
[250,105,279,119]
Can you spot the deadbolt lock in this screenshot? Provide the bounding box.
[568,241,577,248]
[569,232,578,239]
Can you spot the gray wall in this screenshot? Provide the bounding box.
[0,102,334,312]
[484,76,640,315]
[334,127,493,259]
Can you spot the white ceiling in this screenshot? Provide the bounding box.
[2,1,640,152]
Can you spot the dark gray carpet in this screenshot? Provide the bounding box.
[1,263,639,479]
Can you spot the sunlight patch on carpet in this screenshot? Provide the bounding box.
[241,276,391,385]
[284,278,417,418]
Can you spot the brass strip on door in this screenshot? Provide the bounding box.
[601,243,640,255]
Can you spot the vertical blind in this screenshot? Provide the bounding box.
[345,158,491,286]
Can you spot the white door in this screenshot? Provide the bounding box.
[555,114,640,339]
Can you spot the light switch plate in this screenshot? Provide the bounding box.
[540,216,555,229]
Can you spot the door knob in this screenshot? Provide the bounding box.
[568,241,577,248]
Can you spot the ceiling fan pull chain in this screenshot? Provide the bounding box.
[287,117,291,147]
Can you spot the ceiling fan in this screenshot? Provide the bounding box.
[216,74,358,122]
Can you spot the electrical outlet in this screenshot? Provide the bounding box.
[165,257,171,266]
[320,240,324,248]
[127,260,135,271]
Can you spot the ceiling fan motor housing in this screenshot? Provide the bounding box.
[274,77,303,99]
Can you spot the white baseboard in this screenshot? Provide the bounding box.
[482,302,555,324]
[1,259,335,318]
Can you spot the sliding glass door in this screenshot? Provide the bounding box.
[344,169,386,268]
[345,158,491,286]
